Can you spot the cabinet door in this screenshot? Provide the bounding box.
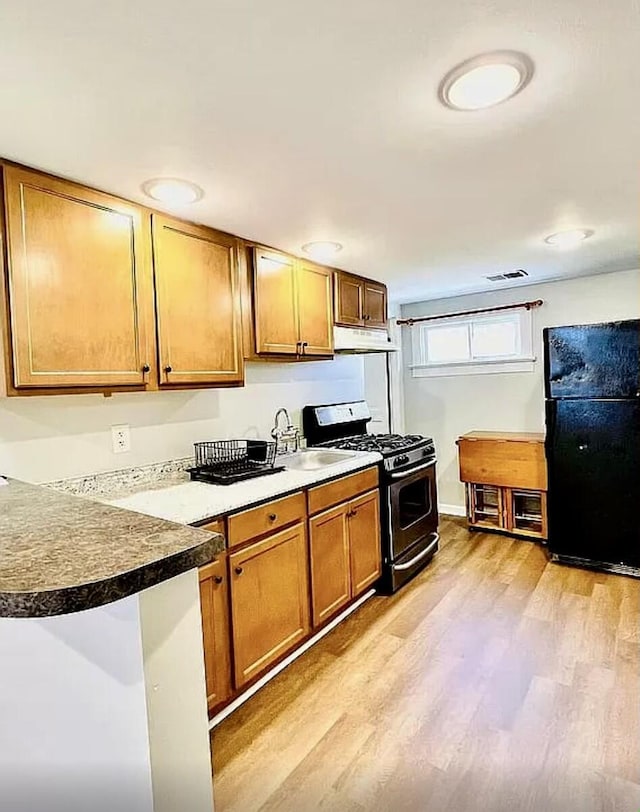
[3,165,152,388]
[253,247,299,354]
[229,523,310,687]
[296,260,334,356]
[152,215,243,386]
[363,280,387,328]
[348,489,382,596]
[309,504,351,627]
[199,555,232,712]
[334,271,364,327]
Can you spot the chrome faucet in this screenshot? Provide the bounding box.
[271,408,299,455]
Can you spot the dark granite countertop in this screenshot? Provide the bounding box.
[0,477,225,618]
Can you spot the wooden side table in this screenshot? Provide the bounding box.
[456,431,548,540]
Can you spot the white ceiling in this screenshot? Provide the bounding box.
[1,0,638,302]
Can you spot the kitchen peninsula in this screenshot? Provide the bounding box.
[0,477,222,812]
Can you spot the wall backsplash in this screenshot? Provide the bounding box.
[0,356,364,483]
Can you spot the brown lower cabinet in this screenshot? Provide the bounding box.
[229,521,310,688]
[309,505,351,627]
[309,488,381,628]
[198,466,381,715]
[199,554,232,712]
[348,490,383,594]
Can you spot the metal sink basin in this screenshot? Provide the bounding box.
[281,449,358,471]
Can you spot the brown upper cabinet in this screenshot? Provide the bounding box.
[363,279,388,328]
[1,164,153,389]
[296,259,334,355]
[252,247,333,357]
[334,271,387,329]
[0,159,384,395]
[151,215,243,387]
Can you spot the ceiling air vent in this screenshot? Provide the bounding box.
[485,269,528,282]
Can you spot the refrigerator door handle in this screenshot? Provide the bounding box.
[544,400,556,456]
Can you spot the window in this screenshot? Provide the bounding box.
[410,308,535,377]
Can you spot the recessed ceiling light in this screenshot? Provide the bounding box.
[544,229,594,249]
[301,241,343,261]
[141,178,204,205]
[439,51,534,111]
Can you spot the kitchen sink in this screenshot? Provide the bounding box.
[280,449,359,471]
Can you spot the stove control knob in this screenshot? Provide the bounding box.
[394,455,410,468]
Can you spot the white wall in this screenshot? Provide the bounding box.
[0,356,364,483]
[363,353,390,433]
[0,596,154,812]
[401,269,640,511]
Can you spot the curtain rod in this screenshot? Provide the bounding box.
[396,299,544,326]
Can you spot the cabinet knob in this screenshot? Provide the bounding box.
[213,575,223,585]
[234,566,244,576]
[363,314,370,321]
[164,365,172,373]
[141,363,150,373]
[268,513,277,522]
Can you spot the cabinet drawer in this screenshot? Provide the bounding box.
[307,467,379,515]
[458,438,547,491]
[199,518,225,536]
[227,492,306,548]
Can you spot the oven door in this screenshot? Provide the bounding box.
[387,461,438,561]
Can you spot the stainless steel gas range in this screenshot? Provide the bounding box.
[303,400,439,593]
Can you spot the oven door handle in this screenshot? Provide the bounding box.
[392,533,439,571]
[388,459,436,479]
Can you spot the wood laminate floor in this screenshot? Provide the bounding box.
[212,517,640,811]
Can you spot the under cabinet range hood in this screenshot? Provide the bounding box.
[333,326,398,353]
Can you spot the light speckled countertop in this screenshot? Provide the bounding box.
[105,452,382,525]
[0,478,223,618]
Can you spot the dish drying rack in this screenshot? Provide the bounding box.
[188,440,284,485]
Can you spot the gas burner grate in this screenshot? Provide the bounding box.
[319,433,433,455]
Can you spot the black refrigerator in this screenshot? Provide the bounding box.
[544,318,640,575]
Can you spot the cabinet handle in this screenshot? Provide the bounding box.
[268,513,277,522]
[141,363,150,373]
[164,365,172,374]
[234,566,244,576]
[295,341,302,354]
[213,575,223,585]
[347,509,358,519]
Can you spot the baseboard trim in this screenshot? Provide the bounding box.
[439,503,466,517]
[208,588,376,730]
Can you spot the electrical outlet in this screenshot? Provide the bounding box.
[111,424,131,454]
